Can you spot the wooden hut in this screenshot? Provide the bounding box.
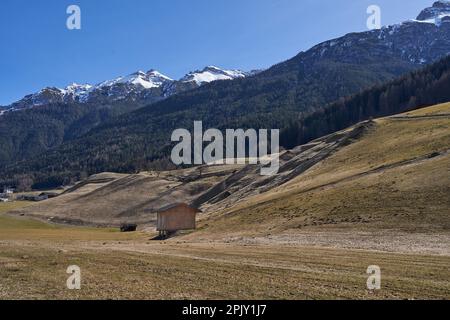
[156,203,200,237]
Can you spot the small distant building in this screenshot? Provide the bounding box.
[120,223,137,232]
[156,203,200,237]
[0,187,14,201]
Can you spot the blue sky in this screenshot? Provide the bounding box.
[0,0,432,105]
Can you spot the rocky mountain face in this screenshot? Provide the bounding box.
[303,16,449,67]
[2,66,256,115]
[269,1,450,79]
[417,0,450,21]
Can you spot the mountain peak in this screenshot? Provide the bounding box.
[64,83,92,92]
[96,69,172,90]
[203,65,222,71]
[131,70,146,76]
[145,69,173,81]
[181,66,247,84]
[416,1,450,21]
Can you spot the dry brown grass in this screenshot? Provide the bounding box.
[1,241,449,299]
[2,200,448,300]
[193,103,450,241]
[402,101,450,116]
[0,204,146,241]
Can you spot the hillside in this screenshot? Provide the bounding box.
[7,166,243,226]
[9,102,450,254]
[187,103,450,250]
[4,118,390,226]
[0,101,148,169]
[1,2,450,188]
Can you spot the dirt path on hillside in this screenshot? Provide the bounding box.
[388,113,450,120]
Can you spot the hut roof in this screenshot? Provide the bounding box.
[156,203,201,213]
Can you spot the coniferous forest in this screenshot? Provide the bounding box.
[280,55,450,148]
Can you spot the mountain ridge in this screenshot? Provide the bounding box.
[2,66,257,114]
[3,1,450,114]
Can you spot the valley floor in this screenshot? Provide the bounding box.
[0,210,449,300]
[2,241,450,299]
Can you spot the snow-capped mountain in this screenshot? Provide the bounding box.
[2,67,254,115]
[416,0,450,22]
[300,0,450,69]
[180,66,250,85]
[96,70,173,90]
[6,85,91,111]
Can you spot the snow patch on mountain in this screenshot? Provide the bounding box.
[180,66,248,85]
[61,83,93,103]
[97,70,173,90]
[416,1,450,20]
[411,13,450,26]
